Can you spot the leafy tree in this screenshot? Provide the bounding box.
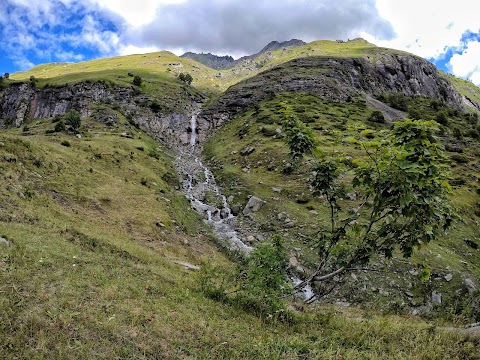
[280,102,317,162]
[178,72,193,85]
[65,109,81,131]
[184,73,193,85]
[4,73,9,79]
[133,75,142,86]
[295,119,453,299]
[54,120,66,132]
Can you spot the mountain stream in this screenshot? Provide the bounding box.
[176,113,313,300]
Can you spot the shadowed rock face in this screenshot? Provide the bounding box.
[197,54,469,142]
[0,82,205,149]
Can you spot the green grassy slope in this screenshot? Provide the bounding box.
[203,92,480,316]
[1,110,479,359]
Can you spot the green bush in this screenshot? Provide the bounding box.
[368,110,385,123]
[54,121,66,132]
[61,140,71,147]
[133,75,142,86]
[435,112,449,125]
[65,109,81,131]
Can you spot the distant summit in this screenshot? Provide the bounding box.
[181,39,306,70]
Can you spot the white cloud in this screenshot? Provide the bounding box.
[449,41,480,85]
[118,44,162,56]
[89,0,186,27]
[367,0,480,59]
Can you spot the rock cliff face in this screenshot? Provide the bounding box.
[198,54,470,141]
[0,82,204,149]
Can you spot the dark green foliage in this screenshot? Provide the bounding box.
[133,75,142,86]
[64,109,81,131]
[466,128,480,139]
[435,112,449,125]
[199,235,292,321]
[407,107,423,120]
[385,93,408,111]
[54,121,65,132]
[280,102,317,161]
[61,140,71,147]
[368,110,385,123]
[4,72,9,79]
[453,127,463,139]
[450,154,469,163]
[178,73,193,85]
[149,101,162,113]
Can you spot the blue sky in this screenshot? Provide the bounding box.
[1,0,479,85]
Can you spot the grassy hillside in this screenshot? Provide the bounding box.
[9,51,223,96]
[1,108,479,358]
[203,92,480,316]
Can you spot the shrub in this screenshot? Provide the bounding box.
[65,109,81,131]
[54,121,66,132]
[435,112,449,125]
[450,154,469,163]
[133,75,142,86]
[368,110,385,123]
[61,140,71,147]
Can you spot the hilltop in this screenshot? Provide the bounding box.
[1,38,480,358]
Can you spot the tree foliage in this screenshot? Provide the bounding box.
[178,72,193,85]
[280,102,317,162]
[133,75,142,86]
[296,119,453,298]
[65,109,81,131]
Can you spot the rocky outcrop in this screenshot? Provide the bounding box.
[0,82,205,149]
[181,39,306,70]
[198,53,470,141]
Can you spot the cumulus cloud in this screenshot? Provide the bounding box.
[449,40,480,85]
[120,0,394,56]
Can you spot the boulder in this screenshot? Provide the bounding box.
[431,290,442,304]
[243,196,264,215]
[0,237,11,247]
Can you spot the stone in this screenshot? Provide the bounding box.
[220,208,230,219]
[240,147,255,156]
[230,204,241,216]
[242,196,264,215]
[0,237,11,247]
[120,132,134,139]
[431,290,442,304]
[309,210,319,215]
[444,273,453,282]
[173,260,200,271]
[272,187,282,193]
[246,235,256,243]
[284,221,296,229]
[464,278,477,294]
[335,301,351,308]
[277,213,287,221]
[227,195,234,203]
[76,134,82,139]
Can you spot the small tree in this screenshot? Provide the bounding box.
[4,73,9,79]
[65,109,81,131]
[296,119,453,299]
[133,75,142,86]
[280,102,317,162]
[184,73,193,85]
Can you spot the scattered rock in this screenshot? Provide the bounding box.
[464,278,476,294]
[76,134,82,139]
[227,195,234,203]
[240,147,255,156]
[335,301,351,308]
[120,132,134,139]
[156,222,165,228]
[220,208,230,219]
[405,291,414,298]
[345,192,357,201]
[243,196,264,215]
[173,260,200,271]
[272,187,282,193]
[277,212,287,221]
[246,235,256,244]
[432,291,442,304]
[230,204,242,216]
[0,237,12,247]
[309,210,319,215]
[444,273,453,282]
[284,221,296,229]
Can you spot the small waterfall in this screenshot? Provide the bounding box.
[175,113,251,254]
[176,112,314,298]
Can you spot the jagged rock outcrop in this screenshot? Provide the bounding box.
[181,39,306,70]
[0,82,205,149]
[197,53,469,141]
